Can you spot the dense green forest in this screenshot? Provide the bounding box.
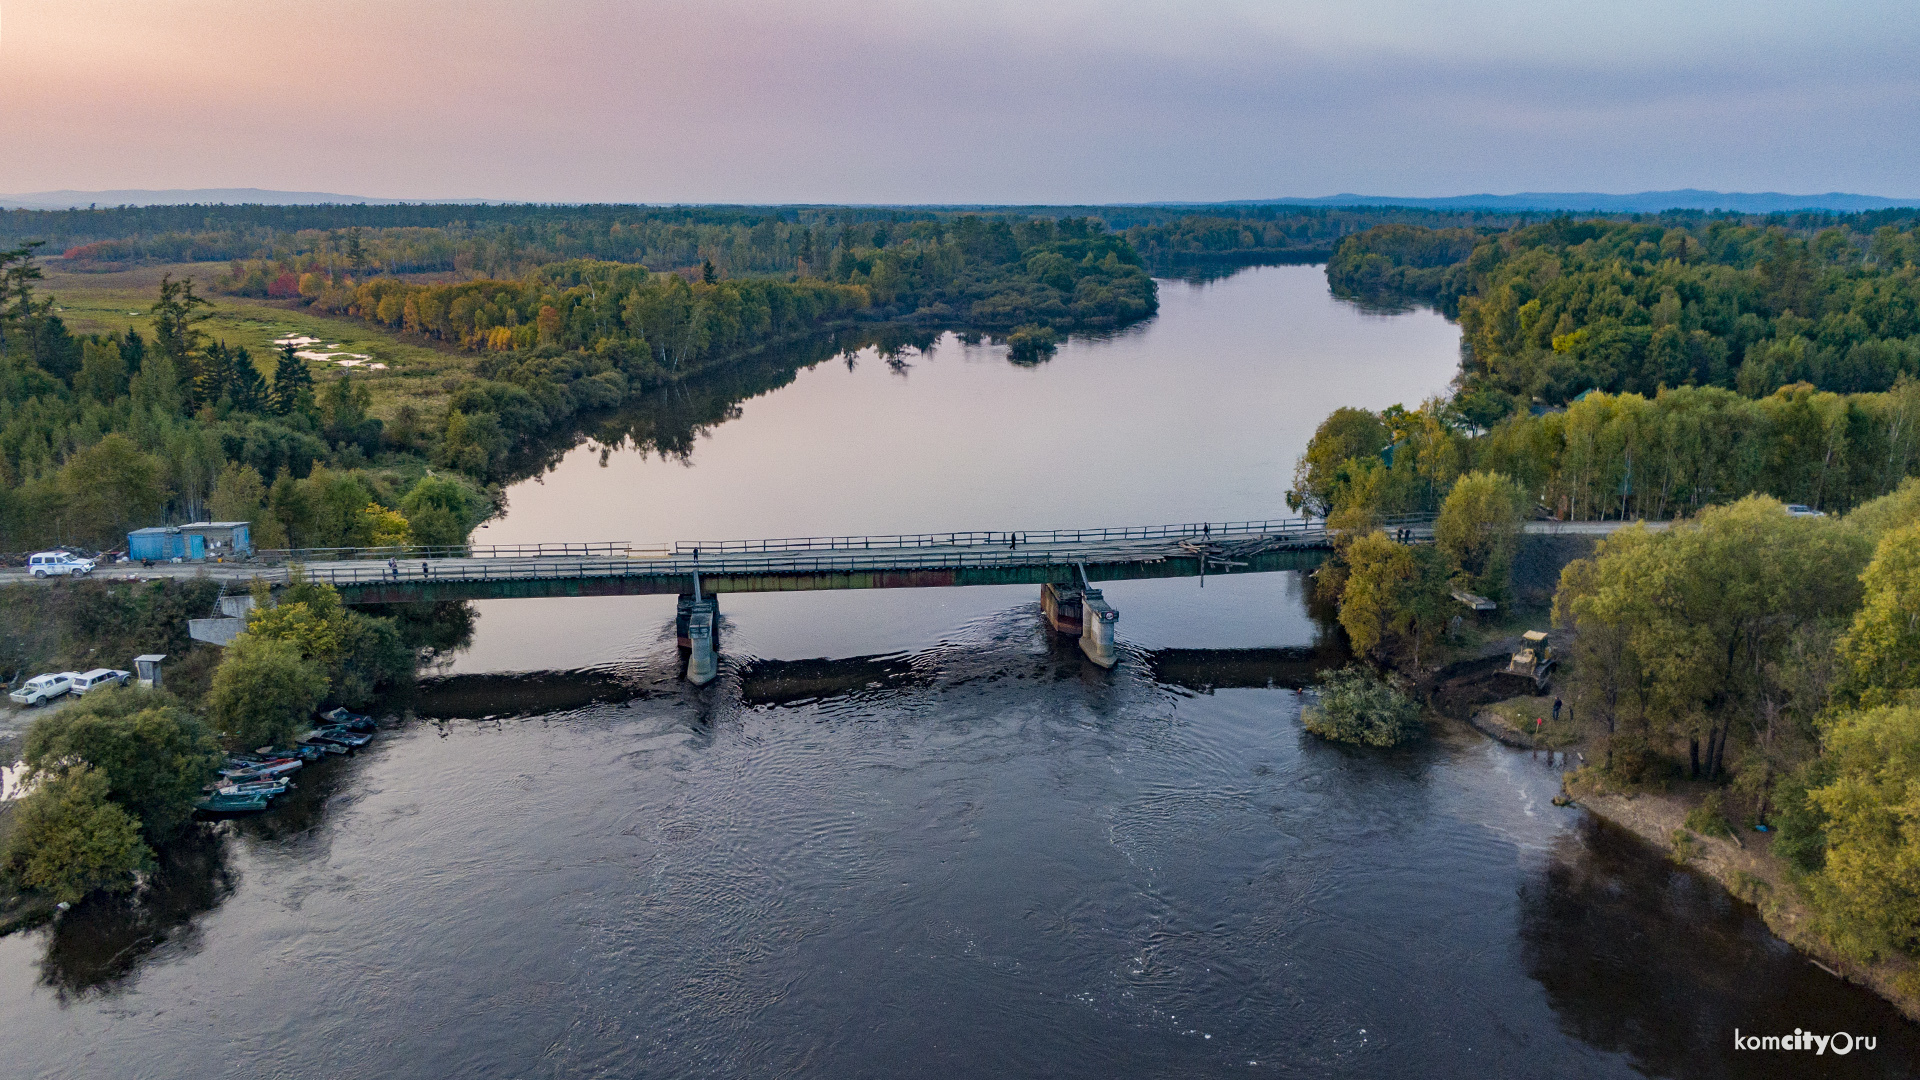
[1123,208,1536,274]
[0,201,1541,276]
[1298,205,1920,988]
[0,209,1160,551]
[1328,212,1920,406]
[228,215,1156,336]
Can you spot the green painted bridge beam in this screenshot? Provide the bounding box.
[332,548,1329,605]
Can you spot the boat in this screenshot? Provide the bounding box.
[266,744,327,761]
[195,791,271,814]
[217,777,290,797]
[219,757,302,780]
[299,738,350,755]
[319,707,377,732]
[308,727,372,748]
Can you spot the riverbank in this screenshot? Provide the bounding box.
[1563,769,1920,1024]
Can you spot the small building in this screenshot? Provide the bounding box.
[180,521,252,557]
[133,654,166,690]
[127,522,252,561]
[128,526,201,561]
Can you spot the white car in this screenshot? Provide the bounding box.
[71,668,132,695]
[27,551,95,577]
[9,672,78,706]
[1784,504,1827,517]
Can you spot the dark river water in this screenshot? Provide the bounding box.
[4,266,1916,1078]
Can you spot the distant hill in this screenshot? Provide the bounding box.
[0,188,488,209]
[1223,190,1919,214]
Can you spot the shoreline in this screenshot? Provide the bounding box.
[1560,769,1920,1024]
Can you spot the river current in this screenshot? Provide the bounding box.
[2,266,1914,1078]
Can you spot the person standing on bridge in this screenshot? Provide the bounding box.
[388,557,398,580]
[422,561,430,579]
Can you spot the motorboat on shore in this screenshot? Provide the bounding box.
[219,757,302,780]
[318,707,377,732]
[308,727,373,748]
[194,791,272,814]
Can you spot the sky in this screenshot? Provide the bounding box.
[1,0,1916,204]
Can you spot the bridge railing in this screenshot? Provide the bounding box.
[251,516,1433,567]
[254,541,661,563]
[295,542,1336,589]
[668,517,1388,555]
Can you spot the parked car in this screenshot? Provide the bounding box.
[1784,504,1827,517]
[28,551,95,577]
[9,672,78,706]
[71,668,133,694]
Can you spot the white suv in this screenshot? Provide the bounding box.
[9,672,78,706]
[28,551,95,578]
[71,669,132,694]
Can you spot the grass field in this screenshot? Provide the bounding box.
[40,261,475,419]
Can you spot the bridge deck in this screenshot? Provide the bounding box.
[0,515,1475,603]
[307,522,1393,602]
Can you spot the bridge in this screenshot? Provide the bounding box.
[20,514,1651,684]
[156,515,1429,681]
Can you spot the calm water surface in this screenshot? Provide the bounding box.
[2,267,1914,1078]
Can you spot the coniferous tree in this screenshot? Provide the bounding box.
[150,274,210,412]
[196,340,236,408]
[119,327,146,373]
[269,342,315,416]
[227,344,268,411]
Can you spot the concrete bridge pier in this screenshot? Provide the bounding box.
[677,584,719,686]
[1042,578,1119,668]
[1078,589,1119,668]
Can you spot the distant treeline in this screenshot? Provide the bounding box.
[1122,208,1543,272]
[1326,211,1920,407]
[18,201,1560,281]
[221,215,1155,338]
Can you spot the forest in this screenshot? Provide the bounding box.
[1122,207,1536,274]
[1296,204,1920,991]
[1328,211,1920,407]
[0,209,1161,552]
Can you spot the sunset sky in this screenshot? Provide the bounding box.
[2,0,1915,203]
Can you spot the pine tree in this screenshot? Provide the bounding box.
[269,342,315,416]
[227,344,269,412]
[194,340,235,409]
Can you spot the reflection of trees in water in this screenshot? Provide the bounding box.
[367,601,476,677]
[1519,816,1920,1080]
[497,320,1057,485]
[38,827,235,999]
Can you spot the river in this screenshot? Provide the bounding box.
[2,266,1914,1078]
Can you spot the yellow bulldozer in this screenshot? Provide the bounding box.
[1506,630,1555,691]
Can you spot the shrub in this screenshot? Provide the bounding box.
[1684,790,1734,838]
[1302,665,1426,747]
[1005,324,1058,363]
[3,766,152,904]
[205,635,328,748]
[22,688,223,842]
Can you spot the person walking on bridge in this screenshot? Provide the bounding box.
[388,557,398,580]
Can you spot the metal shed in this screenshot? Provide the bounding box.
[180,521,252,557]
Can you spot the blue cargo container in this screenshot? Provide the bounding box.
[128,527,203,561]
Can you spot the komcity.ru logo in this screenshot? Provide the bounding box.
[1734,1028,1877,1054]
